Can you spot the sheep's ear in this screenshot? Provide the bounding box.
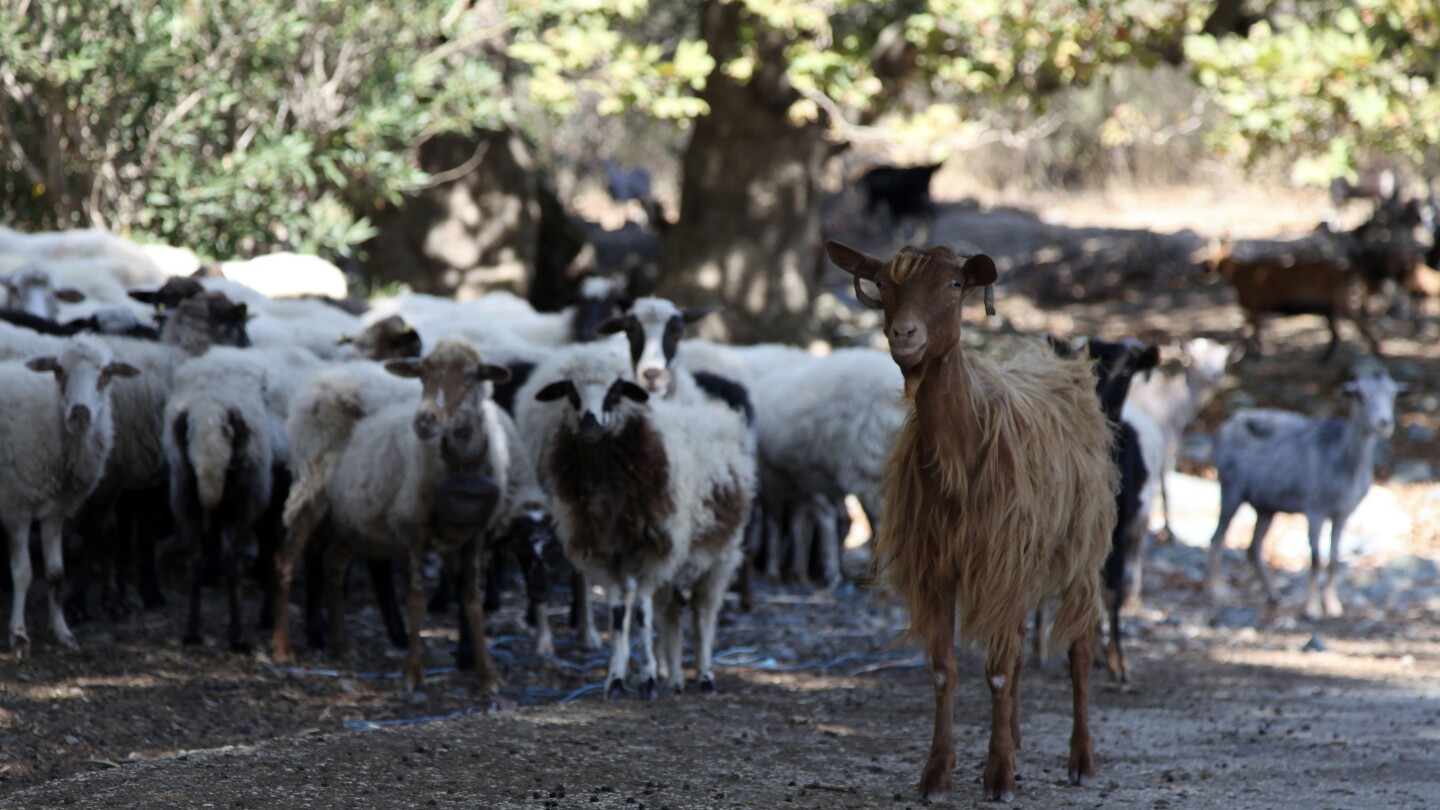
[128,289,160,305]
[682,306,719,324]
[103,361,141,379]
[1045,335,1077,358]
[616,380,649,403]
[56,287,86,304]
[597,315,630,335]
[1135,345,1161,372]
[385,358,422,378]
[535,380,578,407]
[825,240,883,280]
[25,356,59,374]
[469,363,512,385]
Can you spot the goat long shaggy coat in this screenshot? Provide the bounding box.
[879,341,1118,667]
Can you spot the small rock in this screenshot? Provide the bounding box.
[1211,606,1259,629]
[1389,460,1434,484]
[1385,554,1440,582]
[1302,634,1328,653]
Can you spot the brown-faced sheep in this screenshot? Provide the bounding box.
[827,240,1116,802]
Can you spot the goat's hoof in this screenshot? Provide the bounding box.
[181,632,204,647]
[665,679,684,695]
[581,629,602,652]
[638,677,657,700]
[270,645,294,666]
[229,639,253,655]
[1323,594,1344,618]
[698,676,716,695]
[918,755,953,803]
[56,631,80,652]
[984,752,1016,803]
[1068,745,1095,787]
[141,590,167,611]
[606,678,626,701]
[1303,601,1324,622]
[1069,770,1092,787]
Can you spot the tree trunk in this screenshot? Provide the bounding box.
[656,0,830,345]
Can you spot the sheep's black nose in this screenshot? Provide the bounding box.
[67,404,91,431]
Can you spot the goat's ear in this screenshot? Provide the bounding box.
[1045,335,1076,358]
[384,358,422,378]
[55,287,85,304]
[682,306,719,324]
[616,380,649,403]
[469,363,512,385]
[102,361,141,380]
[597,315,630,335]
[1135,345,1161,372]
[535,380,577,404]
[25,356,59,374]
[128,289,160,305]
[825,240,883,280]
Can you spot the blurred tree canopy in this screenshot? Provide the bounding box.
[1,0,1436,284]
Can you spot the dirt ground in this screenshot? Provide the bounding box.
[4,186,1440,808]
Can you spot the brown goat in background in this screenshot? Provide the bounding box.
[827,240,1116,802]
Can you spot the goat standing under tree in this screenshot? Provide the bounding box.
[827,240,1116,802]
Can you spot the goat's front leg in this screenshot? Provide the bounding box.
[605,579,637,700]
[983,635,1021,802]
[1205,489,1244,602]
[573,571,601,650]
[918,590,957,803]
[458,540,499,695]
[654,587,684,693]
[693,564,732,694]
[6,514,34,659]
[1068,625,1096,786]
[39,516,77,651]
[402,545,427,694]
[1323,514,1349,618]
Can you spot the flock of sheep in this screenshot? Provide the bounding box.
[0,214,1411,801]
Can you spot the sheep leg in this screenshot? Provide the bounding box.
[918,590,957,803]
[788,501,813,586]
[1157,443,1177,542]
[605,581,637,700]
[323,543,354,661]
[693,566,732,694]
[1204,488,1244,602]
[573,572,601,651]
[1321,313,1341,362]
[368,559,408,649]
[402,546,427,695]
[762,510,782,581]
[982,640,1020,802]
[1029,606,1047,668]
[814,498,841,589]
[1323,514,1348,618]
[1245,510,1279,607]
[1105,586,1127,683]
[1067,626,1097,786]
[636,592,658,699]
[6,515,33,659]
[655,587,684,693]
[271,502,320,663]
[481,551,503,613]
[512,531,554,657]
[182,517,211,647]
[1121,516,1149,611]
[222,529,251,654]
[40,516,77,651]
[1302,514,1326,621]
[459,541,499,696]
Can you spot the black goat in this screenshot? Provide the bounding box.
[857,162,943,231]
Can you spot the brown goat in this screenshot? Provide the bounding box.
[827,240,1116,802]
[1210,240,1379,361]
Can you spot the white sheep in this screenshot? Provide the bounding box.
[0,226,168,287]
[516,344,755,697]
[217,252,349,300]
[0,337,139,657]
[164,349,275,652]
[272,338,517,693]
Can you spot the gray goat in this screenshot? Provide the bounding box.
[1204,370,1401,620]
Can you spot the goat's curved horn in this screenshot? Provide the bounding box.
[983,285,995,317]
[853,276,883,310]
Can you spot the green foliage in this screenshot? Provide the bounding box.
[1185,2,1440,184]
[0,0,506,259]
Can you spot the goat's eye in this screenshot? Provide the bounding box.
[949,280,964,290]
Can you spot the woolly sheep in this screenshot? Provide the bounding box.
[1204,369,1401,620]
[164,350,275,652]
[517,344,755,697]
[1,263,86,319]
[217,252,349,300]
[273,339,515,693]
[0,226,168,287]
[1,337,139,657]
